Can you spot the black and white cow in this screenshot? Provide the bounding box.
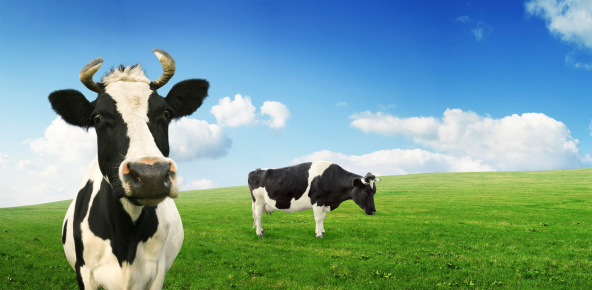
[50,49,209,289]
[248,161,381,238]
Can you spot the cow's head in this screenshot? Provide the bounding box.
[49,49,208,207]
[351,173,381,215]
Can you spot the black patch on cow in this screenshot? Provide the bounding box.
[308,164,358,210]
[62,220,68,245]
[249,163,312,209]
[73,181,94,289]
[147,93,173,157]
[93,93,129,199]
[88,179,159,267]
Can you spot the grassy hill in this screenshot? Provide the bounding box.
[1,169,592,288]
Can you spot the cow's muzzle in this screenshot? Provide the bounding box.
[121,157,178,206]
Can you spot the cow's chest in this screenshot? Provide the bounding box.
[80,222,166,289]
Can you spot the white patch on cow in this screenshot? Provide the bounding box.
[121,198,144,223]
[101,65,150,85]
[106,81,164,161]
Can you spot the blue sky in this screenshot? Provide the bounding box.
[2,0,592,207]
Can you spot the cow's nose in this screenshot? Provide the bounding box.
[370,210,376,215]
[123,159,173,199]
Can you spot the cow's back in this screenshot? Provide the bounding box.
[249,162,339,211]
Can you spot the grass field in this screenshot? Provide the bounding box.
[1,169,592,289]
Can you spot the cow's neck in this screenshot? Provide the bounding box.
[334,173,363,205]
[87,179,159,266]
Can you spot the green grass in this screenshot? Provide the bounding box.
[2,169,592,288]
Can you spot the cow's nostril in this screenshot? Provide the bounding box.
[126,163,143,183]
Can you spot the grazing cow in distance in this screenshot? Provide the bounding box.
[248,161,381,238]
[51,49,209,289]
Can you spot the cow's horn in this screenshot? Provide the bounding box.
[150,48,176,90]
[79,57,104,93]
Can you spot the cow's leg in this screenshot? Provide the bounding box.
[252,200,256,229]
[77,265,97,289]
[313,206,326,238]
[253,199,265,238]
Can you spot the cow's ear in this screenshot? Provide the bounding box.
[48,89,94,129]
[165,79,209,119]
[352,178,364,187]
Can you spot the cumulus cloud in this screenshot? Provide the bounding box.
[351,111,439,140]
[260,101,291,129]
[211,94,291,129]
[169,117,232,161]
[26,117,96,164]
[292,149,493,176]
[351,109,583,171]
[16,160,35,171]
[0,180,71,208]
[178,177,217,191]
[526,0,592,49]
[526,0,592,68]
[210,94,258,127]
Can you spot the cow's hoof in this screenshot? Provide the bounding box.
[316,235,324,238]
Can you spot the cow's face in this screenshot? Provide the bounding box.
[49,49,208,207]
[350,173,381,215]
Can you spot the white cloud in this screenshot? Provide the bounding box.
[26,117,96,164]
[0,180,71,208]
[178,177,217,191]
[455,15,492,41]
[169,117,232,161]
[292,149,493,176]
[472,26,484,41]
[351,109,583,171]
[350,111,439,140]
[210,94,258,127]
[526,0,592,49]
[526,0,592,68]
[565,50,592,70]
[456,15,470,23]
[472,21,491,41]
[0,152,9,169]
[336,102,348,107]
[260,101,291,129]
[210,94,291,129]
[17,159,36,170]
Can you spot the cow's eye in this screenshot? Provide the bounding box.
[163,110,172,120]
[93,114,102,125]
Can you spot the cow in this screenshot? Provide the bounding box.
[248,161,381,238]
[50,49,209,289]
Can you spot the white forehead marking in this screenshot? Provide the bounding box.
[105,79,163,160]
[101,65,150,85]
[361,177,376,189]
